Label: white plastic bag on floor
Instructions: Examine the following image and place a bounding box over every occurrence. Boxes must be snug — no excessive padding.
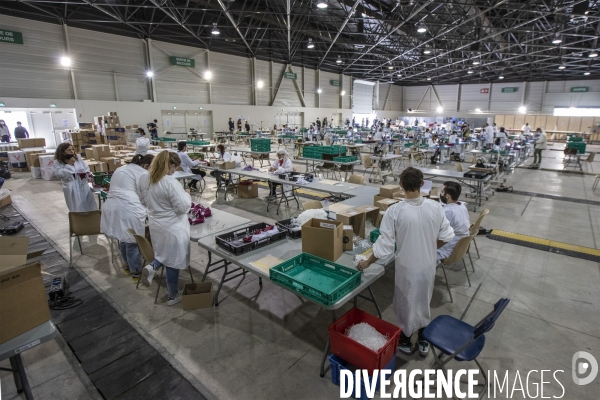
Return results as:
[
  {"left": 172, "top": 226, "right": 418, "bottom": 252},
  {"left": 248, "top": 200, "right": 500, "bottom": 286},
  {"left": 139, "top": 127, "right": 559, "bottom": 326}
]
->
[{"left": 0, "top": 188, "right": 9, "bottom": 201}]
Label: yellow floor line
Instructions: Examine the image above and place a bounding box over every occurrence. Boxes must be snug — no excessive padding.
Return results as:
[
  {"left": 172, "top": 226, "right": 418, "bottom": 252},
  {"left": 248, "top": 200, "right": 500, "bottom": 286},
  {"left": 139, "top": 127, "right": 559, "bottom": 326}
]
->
[{"left": 492, "top": 230, "right": 600, "bottom": 256}]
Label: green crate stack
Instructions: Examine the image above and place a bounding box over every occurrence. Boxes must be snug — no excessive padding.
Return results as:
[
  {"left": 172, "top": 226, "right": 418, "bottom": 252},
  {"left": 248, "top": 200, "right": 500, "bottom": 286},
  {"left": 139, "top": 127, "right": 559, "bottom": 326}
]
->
[
  {"left": 567, "top": 135, "right": 583, "bottom": 142},
  {"left": 250, "top": 138, "right": 271, "bottom": 152},
  {"left": 303, "top": 147, "right": 322, "bottom": 159},
  {"left": 321, "top": 146, "right": 347, "bottom": 155},
  {"left": 566, "top": 142, "right": 586, "bottom": 154},
  {"left": 333, "top": 156, "right": 358, "bottom": 162},
  {"left": 187, "top": 140, "right": 210, "bottom": 146}
]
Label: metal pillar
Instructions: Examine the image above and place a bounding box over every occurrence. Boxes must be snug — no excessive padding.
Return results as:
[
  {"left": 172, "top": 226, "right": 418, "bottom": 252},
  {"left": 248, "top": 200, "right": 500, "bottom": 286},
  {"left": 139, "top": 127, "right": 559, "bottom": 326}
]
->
[{"left": 62, "top": 24, "right": 78, "bottom": 100}]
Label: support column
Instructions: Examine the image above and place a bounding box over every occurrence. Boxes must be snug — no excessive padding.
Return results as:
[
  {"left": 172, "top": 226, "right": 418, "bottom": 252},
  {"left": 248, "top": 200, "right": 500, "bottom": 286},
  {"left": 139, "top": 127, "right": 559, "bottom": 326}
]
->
[
  {"left": 317, "top": 69, "right": 320, "bottom": 109},
  {"left": 113, "top": 73, "right": 119, "bottom": 101},
  {"left": 207, "top": 50, "right": 212, "bottom": 104},
  {"left": 374, "top": 81, "right": 380, "bottom": 110},
  {"left": 252, "top": 57, "right": 257, "bottom": 105},
  {"left": 145, "top": 38, "right": 157, "bottom": 102},
  {"left": 270, "top": 61, "right": 274, "bottom": 105},
  {"left": 456, "top": 84, "right": 461, "bottom": 112},
  {"left": 62, "top": 24, "right": 78, "bottom": 100},
  {"left": 339, "top": 73, "right": 343, "bottom": 109},
  {"left": 487, "top": 82, "right": 492, "bottom": 111},
  {"left": 541, "top": 80, "right": 548, "bottom": 112}
]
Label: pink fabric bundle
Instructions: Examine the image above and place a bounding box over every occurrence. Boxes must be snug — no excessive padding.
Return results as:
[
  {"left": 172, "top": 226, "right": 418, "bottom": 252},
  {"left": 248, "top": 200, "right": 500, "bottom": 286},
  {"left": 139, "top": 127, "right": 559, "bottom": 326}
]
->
[{"left": 188, "top": 203, "right": 213, "bottom": 225}]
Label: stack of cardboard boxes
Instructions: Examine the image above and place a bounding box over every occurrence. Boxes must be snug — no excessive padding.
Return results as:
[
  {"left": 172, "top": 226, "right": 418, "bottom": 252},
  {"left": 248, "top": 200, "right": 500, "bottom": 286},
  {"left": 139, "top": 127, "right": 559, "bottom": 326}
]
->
[
  {"left": 72, "top": 122, "right": 102, "bottom": 154},
  {"left": 94, "top": 112, "right": 126, "bottom": 146},
  {"left": 83, "top": 144, "right": 124, "bottom": 173},
  {"left": 7, "top": 138, "right": 47, "bottom": 175}
]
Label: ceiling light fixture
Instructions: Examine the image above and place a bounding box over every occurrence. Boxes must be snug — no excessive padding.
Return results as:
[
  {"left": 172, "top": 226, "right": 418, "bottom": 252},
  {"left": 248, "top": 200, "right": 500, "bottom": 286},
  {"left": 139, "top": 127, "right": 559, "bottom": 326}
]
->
[
  {"left": 436, "top": 106, "right": 443, "bottom": 112},
  {"left": 257, "top": 80, "right": 264, "bottom": 88},
  {"left": 387, "top": 66, "right": 394, "bottom": 70},
  {"left": 498, "top": 76, "right": 504, "bottom": 79},
  {"left": 317, "top": 0, "right": 328, "bottom": 9},
  {"left": 558, "top": 65, "right": 566, "bottom": 70},
  {"left": 336, "top": 55, "right": 343, "bottom": 64},
  {"left": 397, "top": 74, "right": 402, "bottom": 77},
  {"left": 60, "top": 57, "right": 71, "bottom": 67},
  {"left": 307, "top": 38, "right": 314, "bottom": 49},
  {"left": 519, "top": 106, "right": 527, "bottom": 113},
  {"left": 552, "top": 35, "right": 562, "bottom": 44},
  {"left": 211, "top": 23, "right": 220, "bottom": 35},
  {"left": 475, "top": 108, "right": 481, "bottom": 113},
  {"left": 584, "top": 72, "right": 591, "bottom": 75},
  {"left": 589, "top": 51, "right": 598, "bottom": 58},
  {"left": 472, "top": 60, "right": 480, "bottom": 65},
  {"left": 146, "top": 71, "right": 154, "bottom": 78},
  {"left": 427, "top": 77, "right": 431, "bottom": 80},
  {"left": 204, "top": 71, "right": 212, "bottom": 80},
  {"left": 317, "top": 88, "right": 322, "bottom": 94},
  {"left": 417, "top": 24, "right": 427, "bottom": 33}
]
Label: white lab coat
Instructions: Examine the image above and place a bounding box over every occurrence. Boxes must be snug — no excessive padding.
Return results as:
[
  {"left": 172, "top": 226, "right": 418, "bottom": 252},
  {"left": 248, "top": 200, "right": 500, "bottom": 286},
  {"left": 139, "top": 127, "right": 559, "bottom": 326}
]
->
[
  {"left": 445, "top": 122, "right": 452, "bottom": 132},
  {"left": 177, "top": 151, "right": 203, "bottom": 180},
  {"left": 271, "top": 156, "right": 293, "bottom": 192},
  {"left": 100, "top": 164, "right": 148, "bottom": 243},
  {"left": 522, "top": 125, "right": 532, "bottom": 134},
  {"left": 139, "top": 173, "right": 191, "bottom": 269},
  {"left": 437, "top": 202, "right": 470, "bottom": 260},
  {"left": 135, "top": 136, "right": 150, "bottom": 155},
  {"left": 53, "top": 156, "right": 98, "bottom": 212},
  {"left": 218, "top": 151, "right": 232, "bottom": 162},
  {"left": 535, "top": 131, "right": 547, "bottom": 150},
  {"left": 373, "top": 131, "right": 384, "bottom": 141},
  {"left": 373, "top": 199, "right": 454, "bottom": 336},
  {"left": 485, "top": 126, "right": 494, "bottom": 144}
]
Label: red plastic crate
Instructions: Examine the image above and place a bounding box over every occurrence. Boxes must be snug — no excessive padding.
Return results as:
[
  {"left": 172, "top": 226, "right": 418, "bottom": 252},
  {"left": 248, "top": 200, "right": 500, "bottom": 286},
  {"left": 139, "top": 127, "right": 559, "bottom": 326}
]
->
[{"left": 328, "top": 308, "right": 401, "bottom": 375}]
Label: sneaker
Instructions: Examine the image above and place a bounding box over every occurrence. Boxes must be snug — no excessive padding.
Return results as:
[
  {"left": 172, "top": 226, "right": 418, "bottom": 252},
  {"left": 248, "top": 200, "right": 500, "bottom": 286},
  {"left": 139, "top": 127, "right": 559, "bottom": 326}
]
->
[
  {"left": 418, "top": 340, "right": 430, "bottom": 358},
  {"left": 167, "top": 290, "right": 183, "bottom": 306},
  {"left": 123, "top": 266, "right": 131, "bottom": 275},
  {"left": 132, "top": 274, "right": 140, "bottom": 282},
  {"left": 141, "top": 265, "right": 155, "bottom": 287},
  {"left": 398, "top": 342, "right": 414, "bottom": 356}
]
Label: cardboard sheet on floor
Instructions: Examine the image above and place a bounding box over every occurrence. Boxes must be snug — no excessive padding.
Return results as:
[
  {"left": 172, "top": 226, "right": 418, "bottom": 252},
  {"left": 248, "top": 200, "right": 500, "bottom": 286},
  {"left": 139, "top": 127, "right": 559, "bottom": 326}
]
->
[{"left": 250, "top": 255, "right": 285, "bottom": 273}]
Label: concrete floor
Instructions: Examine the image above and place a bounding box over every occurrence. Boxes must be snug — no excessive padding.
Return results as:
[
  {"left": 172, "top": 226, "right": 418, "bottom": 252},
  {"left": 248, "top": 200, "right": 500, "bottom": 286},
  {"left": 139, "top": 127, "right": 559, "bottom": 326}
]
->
[{"left": 1, "top": 148, "right": 599, "bottom": 399}]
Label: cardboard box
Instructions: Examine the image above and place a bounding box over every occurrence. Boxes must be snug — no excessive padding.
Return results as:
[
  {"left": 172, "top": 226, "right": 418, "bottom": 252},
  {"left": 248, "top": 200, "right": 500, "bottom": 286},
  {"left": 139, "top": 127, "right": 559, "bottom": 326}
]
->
[
  {"left": 379, "top": 184, "right": 401, "bottom": 198},
  {"left": 0, "top": 193, "right": 11, "bottom": 208},
  {"left": 92, "top": 145, "right": 111, "bottom": 161},
  {"left": 94, "top": 162, "right": 109, "bottom": 172},
  {"left": 16, "top": 138, "right": 38, "bottom": 148},
  {"left": 216, "top": 161, "right": 236, "bottom": 170},
  {"left": 27, "top": 153, "right": 46, "bottom": 168},
  {"left": 301, "top": 219, "right": 343, "bottom": 262},
  {"left": 238, "top": 180, "right": 258, "bottom": 198},
  {"left": 0, "top": 237, "right": 50, "bottom": 345},
  {"left": 38, "top": 155, "right": 55, "bottom": 169},
  {"left": 40, "top": 168, "right": 56, "bottom": 181},
  {"left": 373, "top": 195, "right": 386, "bottom": 206},
  {"left": 336, "top": 209, "right": 366, "bottom": 238},
  {"left": 343, "top": 225, "right": 354, "bottom": 251},
  {"left": 84, "top": 148, "right": 95, "bottom": 160},
  {"left": 353, "top": 205, "right": 380, "bottom": 228},
  {"left": 182, "top": 282, "right": 213, "bottom": 310},
  {"left": 8, "top": 151, "right": 26, "bottom": 168},
  {"left": 376, "top": 198, "right": 400, "bottom": 211},
  {"left": 34, "top": 138, "right": 46, "bottom": 147},
  {"left": 30, "top": 167, "right": 41, "bottom": 179},
  {"left": 100, "top": 157, "right": 122, "bottom": 172}
]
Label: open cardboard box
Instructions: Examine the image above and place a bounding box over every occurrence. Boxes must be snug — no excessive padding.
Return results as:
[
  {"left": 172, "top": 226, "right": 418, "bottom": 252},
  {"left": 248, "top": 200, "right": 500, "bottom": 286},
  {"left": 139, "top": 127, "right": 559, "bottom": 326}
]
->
[
  {"left": 336, "top": 209, "right": 366, "bottom": 238},
  {"left": 0, "top": 236, "right": 50, "bottom": 345},
  {"left": 301, "top": 218, "right": 343, "bottom": 262},
  {"left": 182, "top": 282, "right": 214, "bottom": 310}
]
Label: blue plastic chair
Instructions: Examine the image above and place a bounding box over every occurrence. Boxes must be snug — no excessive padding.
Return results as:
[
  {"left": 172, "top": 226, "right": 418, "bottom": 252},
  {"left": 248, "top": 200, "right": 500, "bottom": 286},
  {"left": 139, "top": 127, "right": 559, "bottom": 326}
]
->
[{"left": 422, "top": 298, "right": 510, "bottom": 399}]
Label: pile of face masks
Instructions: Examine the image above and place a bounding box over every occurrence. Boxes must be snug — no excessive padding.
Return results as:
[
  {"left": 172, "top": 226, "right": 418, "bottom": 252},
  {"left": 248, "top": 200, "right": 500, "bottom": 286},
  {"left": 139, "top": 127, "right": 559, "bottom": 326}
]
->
[{"left": 188, "top": 202, "right": 212, "bottom": 225}]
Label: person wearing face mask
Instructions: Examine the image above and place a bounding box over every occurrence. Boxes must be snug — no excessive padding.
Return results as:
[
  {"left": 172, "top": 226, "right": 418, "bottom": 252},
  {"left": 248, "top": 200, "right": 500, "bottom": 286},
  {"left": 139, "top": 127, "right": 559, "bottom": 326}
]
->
[
  {"left": 0, "top": 120, "right": 10, "bottom": 143},
  {"left": 138, "top": 151, "right": 191, "bottom": 306},
  {"left": 100, "top": 154, "right": 154, "bottom": 280},
  {"left": 14, "top": 122, "right": 29, "bottom": 139},
  {"left": 267, "top": 149, "right": 293, "bottom": 199},
  {"left": 436, "top": 181, "right": 470, "bottom": 261},
  {"left": 210, "top": 144, "right": 232, "bottom": 187},
  {"left": 53, "top": 143, "right": 98, "bottom": 212},
  {"left": 135, "top": 128, "right": 150, "bottom": 155}
]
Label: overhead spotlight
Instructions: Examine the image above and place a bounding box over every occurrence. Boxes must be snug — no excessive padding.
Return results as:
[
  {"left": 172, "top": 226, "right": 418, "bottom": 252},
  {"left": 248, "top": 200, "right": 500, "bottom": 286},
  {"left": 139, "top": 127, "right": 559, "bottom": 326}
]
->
[
  {"left": 558, "top": 65, "right": 566, "bottom": 70},
  {"left": 552, "top": 35, "right": 562, "bottom": 44},
  {"left": 584, "top": 72, "right": 591, "bottom": 75},
  {"left": 340, "top": 90, "right": 346, "bottom": 96},
  {"left": 417, "top": 24, "right": 427, "bottom": 33},
  {"left": 498, "top": 75, "right": 504, "bottom": 79},
  {"left": 467, "top": 70, "right": 474, "bottom": 74},
  {"left": 336, "top": 55, "right": 343, "bottom": 64},
  {"left": 60, "top": 56, "right": 71, "bottom": 67},
  {"left": 427, "top": 77, "right": 431, "bottom": 80},
  {"left": 472, "top": 60, "right": 480, "bottom": 65},
  {"left": 204, "top": 71, "right": 212, "bottom": 80},
  {"left": 475, "top": 108, "right": 481, "bottom": 113},
  {"left": 436, "top": 106, "right": 443, "bottom": 112},
  {"left": 211, "top": 23, "right": 220, "bottom": 35},
  {"left": 146, "top": 71, "right": 154, "bottom": 78},
  {"left": 307, "top": 38, "right": 315, "bottom": 49},
  {"left": 397, "top": 74, "right": 402, "bottom": 77},
  {"left": 388, "top": 66, "right": 394, "bottom": 70},
  {"left": 519, "top": 106, "right": 526, "bottom": 113},
  {"left": 317, "top": 88, "right": 322, "bottom": 94},
  {"left": 317, "top": 0, "right": 328, "bottom": 9},
  {"left": 423, "top": 49, "right": 431, "bottom": 54},
  {"left": 589, "top": 51, "right": 598, "bottom": 58},
  {"left": 257, "top": 80, "right": 264, "bottom": 88}
]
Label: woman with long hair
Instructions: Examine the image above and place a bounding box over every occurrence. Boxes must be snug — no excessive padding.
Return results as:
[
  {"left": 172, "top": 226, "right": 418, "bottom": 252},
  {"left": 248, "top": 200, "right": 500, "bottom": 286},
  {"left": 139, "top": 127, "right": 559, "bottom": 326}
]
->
[
  {"left": 139, "top": 151, "right": 191, "bottom": 306},
  {"left": 53, "top": 143, "right": 97, "bottom": 211},
  {"left": 100, "top": 154, "right": 154, "bottom": 280}
]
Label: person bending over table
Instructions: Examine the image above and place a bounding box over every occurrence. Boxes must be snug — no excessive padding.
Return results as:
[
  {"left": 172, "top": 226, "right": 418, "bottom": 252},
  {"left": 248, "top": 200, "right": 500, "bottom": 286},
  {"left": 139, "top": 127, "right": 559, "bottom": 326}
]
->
[
  {"left": 53, "top": 143, "right": 98, "bottom": 212},
  {"left": 177, "top": 141, "right": 206, "bottom": 192},
  {"left": 358, "top": 167, "right": 454, "bottom": 358},
  {"left": 437, "top": 182, "right": 470, "bottom": 260},
  {"left": 267, "top": 149, "right": 293, "bottom": 199},
  {"left": 210, "top": 144, "right": 232, "bottom": 187},
  {"left": 139, "top": 151, "right": 191, "bottom": 306}
]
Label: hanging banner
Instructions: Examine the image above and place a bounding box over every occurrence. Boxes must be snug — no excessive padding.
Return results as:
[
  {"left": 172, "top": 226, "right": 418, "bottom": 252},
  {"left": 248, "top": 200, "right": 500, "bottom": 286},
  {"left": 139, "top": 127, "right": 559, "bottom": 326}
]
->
[{"left": 284, "top": 72, "right": 297, "bottom": 80}]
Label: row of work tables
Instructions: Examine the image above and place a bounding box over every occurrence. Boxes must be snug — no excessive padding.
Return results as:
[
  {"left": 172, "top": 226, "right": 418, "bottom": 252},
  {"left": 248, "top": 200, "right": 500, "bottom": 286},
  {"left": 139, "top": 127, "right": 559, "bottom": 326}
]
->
[{"left": 190, "top": 183, "right": 392, "bottom": 377}]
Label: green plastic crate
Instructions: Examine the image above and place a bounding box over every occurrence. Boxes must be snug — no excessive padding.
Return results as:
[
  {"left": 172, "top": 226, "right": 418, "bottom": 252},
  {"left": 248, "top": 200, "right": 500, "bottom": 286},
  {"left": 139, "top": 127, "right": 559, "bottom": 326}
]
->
[
  {"left": 370, "top": 229, "right": 381, "bottom": 243},
  {"left": 156, "top": 137, "right": 176, "bottom": 142},
  {"left": 333, "top": 156, "right": 358, "bottom": 162},
  {"left": 92, "top": 172, "right": 109, "bottom": 186},
  {"left": 250, "top": 138, "right": 271, "bottom": 152},
  {"left": 269, "top": 253, "right": 361, "bottom": 306},
  {"left": 566, "top": 142, "right": 586, "bottom": 153},
  {"left": 186, "top": 140, "right": 210, "bottom": 146},
  {"left": 567, "top": 135, "right": 583, "bottom": 142}
]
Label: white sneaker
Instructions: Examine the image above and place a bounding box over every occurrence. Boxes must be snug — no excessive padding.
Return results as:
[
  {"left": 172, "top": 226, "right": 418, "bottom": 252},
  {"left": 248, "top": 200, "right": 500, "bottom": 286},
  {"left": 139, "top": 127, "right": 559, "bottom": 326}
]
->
[
  {"left": 167, "top": 290, "right": 183, "bottom": 306},
  {"left": 141, "top": 265, "right": 155, "bottom": 287}
]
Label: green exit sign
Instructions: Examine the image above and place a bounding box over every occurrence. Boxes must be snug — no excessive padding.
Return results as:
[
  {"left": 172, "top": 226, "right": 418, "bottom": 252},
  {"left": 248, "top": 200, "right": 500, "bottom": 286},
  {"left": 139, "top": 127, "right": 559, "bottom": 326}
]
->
[
  {"left": 284, "top": 72, "right": 297, "bottom": 80},
  {"left": 0, "top": 29, "right": 23, "bottom": 44},
  {"left": 170, "top": 56, "right": 195, "bottom": 68},
  {"left": 501, "top": 87, "right": 518, "bottom": 93},
  {"left": 571, "top": 86, "right": 589, "bottom": 92},
  {"left": 330, "top": 80, "right": 340, "bottom": 86}
]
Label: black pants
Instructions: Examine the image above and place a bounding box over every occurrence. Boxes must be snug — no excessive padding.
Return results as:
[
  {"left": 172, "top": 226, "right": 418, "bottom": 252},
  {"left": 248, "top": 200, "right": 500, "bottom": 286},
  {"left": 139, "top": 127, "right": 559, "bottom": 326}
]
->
[
  {"left": 189, "top": 168, "right": 206, "bottom": 188},
  {"left": 399, "top": 327, "right": 426, "bottom": 345},
  {"left": 269, "top": 182, "right": 280, "bottom": 196},
  {"left": 1, "top": 135, "right": 9, "bottom": 143}
]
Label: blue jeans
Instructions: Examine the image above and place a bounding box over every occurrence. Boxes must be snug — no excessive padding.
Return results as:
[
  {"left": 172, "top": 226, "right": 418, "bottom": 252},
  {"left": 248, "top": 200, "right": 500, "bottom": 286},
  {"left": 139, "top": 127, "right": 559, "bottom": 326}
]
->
[
  {"left": 150, "top": 260, "right": 180, "bottom": 298},
  {"left": 119, "top": 242, "right": 142, "bottom": 274}
]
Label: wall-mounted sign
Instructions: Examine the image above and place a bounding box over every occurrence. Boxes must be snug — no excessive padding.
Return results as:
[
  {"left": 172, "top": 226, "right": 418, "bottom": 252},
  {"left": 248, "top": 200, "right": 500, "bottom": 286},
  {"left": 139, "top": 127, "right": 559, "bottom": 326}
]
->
[
  {"left": 480, "top": 88, "right": 489, "bottom": 94},
  {"left": 570, "top": 86, "right": 589, "bottom": 92},
  {"left": 330, "top": 80, "right": 340, "bottom": 86},
  {"left": 169, "top": 56, "right": 195, "bottom": 68},
  {"left": 284, "top": 72, "right": 297, "bottom": 80},
  {"left": 0, "top": 29, "right": 23, "bottom": 44},
  {"left": 501, "top": 87, "right": 518, "bottom": 93}
]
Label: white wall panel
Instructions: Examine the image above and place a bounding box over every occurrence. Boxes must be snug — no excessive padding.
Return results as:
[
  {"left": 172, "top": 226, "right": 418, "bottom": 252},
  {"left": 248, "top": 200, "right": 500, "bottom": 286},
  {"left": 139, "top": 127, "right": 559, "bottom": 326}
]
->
[
  {"left": 525, "top": 81, "right": 545, "bottom": 111},
  {"left": 116, "top": 75, "right": 149, "bottom": 102},
  {"left": 209, "top": 52, "right": 252, "bottom": 105},
  {"left": 303, "top": 68, "right": 317, "bottom": 108},
  {"left": 272, "top": 62, "right": 302, "bottom": 107},
  {"left": 75, "top": 71, "right": 115, "bottom": 101},
  {"left": 255, "top": 60, "right": 272, "bottom": 106},
  {"left": 353, "top": 82, "right": 373, "bottom": 114}
]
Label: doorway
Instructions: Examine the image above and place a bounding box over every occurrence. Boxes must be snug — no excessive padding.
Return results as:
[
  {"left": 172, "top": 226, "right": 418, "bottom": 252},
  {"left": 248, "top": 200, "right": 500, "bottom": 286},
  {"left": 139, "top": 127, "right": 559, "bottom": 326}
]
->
[{"left": 30, "top": 112, "right": 56, "bottom": 148}]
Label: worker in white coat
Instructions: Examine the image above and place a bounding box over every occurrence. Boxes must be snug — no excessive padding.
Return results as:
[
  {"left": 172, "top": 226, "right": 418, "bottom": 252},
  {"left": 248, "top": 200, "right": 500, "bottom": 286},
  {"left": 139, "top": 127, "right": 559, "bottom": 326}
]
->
[
  {"left": 135, "top": 128, "right": 150, "bottom": 156},
  {"left": 358, "top": 167, "right": 454, "bottom": 358},
  {"left": 437, "top": 182, "right": 470, "bottom": 260},
  {"left": 484, "top": 123, "right": 494, "bottom": 148},
  {"left": 139, "top": 151, "right": 191, "bottom": 306},
  {"left": 53, "top": 143, "right": 98, "bottom": 212},
  {"left": 177, "top": 141, "right": 205, "bottom": 192},
  {"left": 210, "top": 144, "right": 232, "bottom": 187},
  {"left": 268, "top": 149, "right": 293, "bottom": 199},
  {"left": 531, "top": 127, "right": 547, "bottom": 168},
  {"left": 100, "top": 154, "right": 154, "bottom": 280},
  {"left": 522, "top": 123, "right": 532, "bottom": 135}
]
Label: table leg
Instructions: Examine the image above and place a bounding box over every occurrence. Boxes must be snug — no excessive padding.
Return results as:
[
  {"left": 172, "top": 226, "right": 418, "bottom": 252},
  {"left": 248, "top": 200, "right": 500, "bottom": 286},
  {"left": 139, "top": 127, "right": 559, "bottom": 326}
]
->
[
  {"left": 320, "top": 311, "right": 337, "bottom": 378},
  {"left": 12, "top": 355, "right": 33, "bottom": 400}
]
